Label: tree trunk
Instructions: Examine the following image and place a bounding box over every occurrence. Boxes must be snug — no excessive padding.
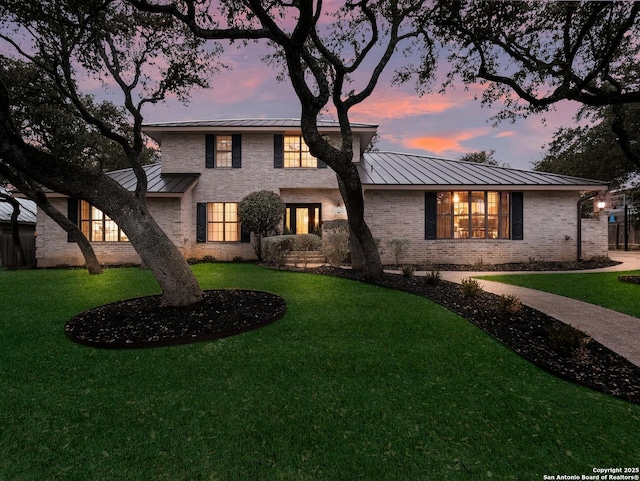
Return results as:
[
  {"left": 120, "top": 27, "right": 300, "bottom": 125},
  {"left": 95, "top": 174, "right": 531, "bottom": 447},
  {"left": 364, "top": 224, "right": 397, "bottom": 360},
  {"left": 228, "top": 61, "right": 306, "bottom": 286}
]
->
[
  {"left": 8, "top": 199, "right": 26, "bottom": 267},
  {"left": 34, "top": 192, "right": 104, "bottom": 275},
  {"left": 337, "top": 165, "right": 383, "bottom": 278}
]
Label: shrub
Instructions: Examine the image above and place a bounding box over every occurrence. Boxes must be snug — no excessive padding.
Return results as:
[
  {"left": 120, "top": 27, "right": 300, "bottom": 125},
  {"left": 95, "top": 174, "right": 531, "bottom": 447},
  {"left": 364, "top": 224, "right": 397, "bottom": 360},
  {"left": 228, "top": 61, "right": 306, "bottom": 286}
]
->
[
  {"left": 322, "top": 220, "right": 350, "bottom": 267},
  {"left": 548, "top": 324, "right": 586, "bottom": 357},
  {"left": 294, "top": 234, "right": 322, "bottom": 268},
  {"left": 461, "top": 277, "right": 483, "bottom": 297},
  {"left": 498, "top": 294, "right": 522, "bottom": 315},
  {"left": 386, "top": 238, "right": 410, "bottom": 265},
  {"left": 238, "top": 191, "right": 285, "bottom": 261},
  {"left": 424, "top": 270, "right": 442, "bottom": 286},
  {"left": 401, "top": 264, "right": 415, "bottom": 277},
  {"left": 262, "top": 235, "right": 296, "bottom": 267}
]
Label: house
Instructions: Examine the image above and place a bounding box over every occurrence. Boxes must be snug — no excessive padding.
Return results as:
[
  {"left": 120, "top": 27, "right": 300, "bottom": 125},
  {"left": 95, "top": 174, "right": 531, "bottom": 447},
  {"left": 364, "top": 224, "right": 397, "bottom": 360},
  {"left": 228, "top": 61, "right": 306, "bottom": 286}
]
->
[
  {"left": 33, "top": 118, "right": 608, "bottom": 268},
  {"left": 0, "top": 188, "right": 37, "bottom": 266}
]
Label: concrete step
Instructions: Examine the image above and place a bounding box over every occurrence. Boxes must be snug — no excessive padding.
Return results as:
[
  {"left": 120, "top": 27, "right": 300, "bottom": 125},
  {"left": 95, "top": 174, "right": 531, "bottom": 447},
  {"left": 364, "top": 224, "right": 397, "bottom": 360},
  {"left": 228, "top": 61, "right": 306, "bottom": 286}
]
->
[{"left": 286, "top": 250, "right": 326, "bottom": 265}]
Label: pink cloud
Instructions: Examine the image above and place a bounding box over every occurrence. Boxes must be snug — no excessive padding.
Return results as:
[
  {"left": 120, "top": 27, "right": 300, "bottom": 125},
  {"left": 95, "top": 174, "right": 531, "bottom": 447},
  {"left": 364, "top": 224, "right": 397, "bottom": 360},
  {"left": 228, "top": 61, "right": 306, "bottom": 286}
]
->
[
  {"left": 351, "top": 90, "right": 462, "bottom": 122},
  {"left": 403, "top": 128, "right": 492, "bottom": 155}
]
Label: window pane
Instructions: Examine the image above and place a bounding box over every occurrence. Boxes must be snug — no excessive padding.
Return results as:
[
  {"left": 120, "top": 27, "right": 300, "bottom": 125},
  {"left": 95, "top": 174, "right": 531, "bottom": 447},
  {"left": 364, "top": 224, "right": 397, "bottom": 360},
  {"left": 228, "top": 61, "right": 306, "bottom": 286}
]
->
[
  {"left": 225, "top": 203, "right": 237, "bottom": 222},
  {"left": 91, "top": 220, "right": 103, "bottom": 242},
  {"left": 500, "top": 193, "right": 510, "bottom": 239},
  {"left": 216, "top": 135, "right": 232, "bottom": 167},
  {"left": 436, "top": 192, "right": 452, "bottom": 238},
  {"left": 453, "top": 191, "right": 469, "bottom": 238},
  {"left": 471, "top": 192, "right": 486, "bottom": 238},
  {"left": 284, "top": 135, "right": 316, "bottom": 168},
  {"left": 296, "top": 208, "right": 309, "bottom": 234},
  {"left": 104, "top": 219, "right": 119, "bottom": 242}
]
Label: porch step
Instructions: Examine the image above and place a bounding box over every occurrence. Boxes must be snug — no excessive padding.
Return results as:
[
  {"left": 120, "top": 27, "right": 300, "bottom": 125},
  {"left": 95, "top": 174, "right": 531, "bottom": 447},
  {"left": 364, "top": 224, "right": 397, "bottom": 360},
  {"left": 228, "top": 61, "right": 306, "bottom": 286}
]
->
[{"left": 286, "top": 250, "right": 326, "bottom": 265}]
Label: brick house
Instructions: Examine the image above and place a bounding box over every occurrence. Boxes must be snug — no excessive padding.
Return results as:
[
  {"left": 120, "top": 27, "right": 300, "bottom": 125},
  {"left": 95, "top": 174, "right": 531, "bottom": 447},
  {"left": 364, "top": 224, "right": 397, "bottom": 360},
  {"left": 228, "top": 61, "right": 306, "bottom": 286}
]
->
[{"left": 34, "top": 118, "right": 608, "bottom": 267}]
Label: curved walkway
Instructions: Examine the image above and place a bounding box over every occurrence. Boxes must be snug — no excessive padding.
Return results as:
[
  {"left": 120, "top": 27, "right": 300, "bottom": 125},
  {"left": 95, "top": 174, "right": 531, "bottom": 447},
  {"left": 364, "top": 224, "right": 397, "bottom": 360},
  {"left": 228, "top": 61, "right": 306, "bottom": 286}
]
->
[{"left": 438, "top": 251, "right": 640, "bottom": 367}]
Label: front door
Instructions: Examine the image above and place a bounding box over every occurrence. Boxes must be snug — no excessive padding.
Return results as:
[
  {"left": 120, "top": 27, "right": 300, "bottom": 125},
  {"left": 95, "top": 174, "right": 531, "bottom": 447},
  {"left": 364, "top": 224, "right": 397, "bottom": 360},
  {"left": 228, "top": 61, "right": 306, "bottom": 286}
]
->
[{"left": 285, "top": 203, "right": 321, "bottom": 235}]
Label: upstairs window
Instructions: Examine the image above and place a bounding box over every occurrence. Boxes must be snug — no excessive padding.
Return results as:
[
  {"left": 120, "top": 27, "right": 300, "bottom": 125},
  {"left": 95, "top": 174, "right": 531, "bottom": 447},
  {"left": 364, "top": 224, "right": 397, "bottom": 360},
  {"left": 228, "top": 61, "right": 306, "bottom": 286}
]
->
[
  {"left": 80, "top": 200, "right": 128, "bottom": 242},
  {"left": 215, "top": 135, "right": 233, "bottom": 168},
  {"left": 284, "top": 135, "right": 317, "bottom": 168}
]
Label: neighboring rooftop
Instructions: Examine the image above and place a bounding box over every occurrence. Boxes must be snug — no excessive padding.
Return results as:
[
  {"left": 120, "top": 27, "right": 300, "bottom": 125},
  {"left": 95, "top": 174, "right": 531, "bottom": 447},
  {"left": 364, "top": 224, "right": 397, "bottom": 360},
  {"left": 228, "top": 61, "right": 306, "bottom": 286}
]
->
[
  {"left": 359, "top": 152, "right": 609, "bottom": 191},
  {"left": 0, "top": 189, "right": 37, "bottom": 224}
]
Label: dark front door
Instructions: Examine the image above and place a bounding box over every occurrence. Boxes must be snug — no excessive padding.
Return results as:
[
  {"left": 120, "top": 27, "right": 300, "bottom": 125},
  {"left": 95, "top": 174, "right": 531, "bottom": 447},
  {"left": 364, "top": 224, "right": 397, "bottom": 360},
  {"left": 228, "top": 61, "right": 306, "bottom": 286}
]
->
[{"left": 285, "top": 203, "right": 321, "bottom": 235}]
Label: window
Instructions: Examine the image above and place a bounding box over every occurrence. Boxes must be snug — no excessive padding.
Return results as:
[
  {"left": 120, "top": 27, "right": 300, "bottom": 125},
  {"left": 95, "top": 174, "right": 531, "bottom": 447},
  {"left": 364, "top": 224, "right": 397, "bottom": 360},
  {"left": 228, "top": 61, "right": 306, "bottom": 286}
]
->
[
  {"left": 284, "top": 135, "right": 317, "bottom": 168},
  {"left": 79, "top": 200, "right": 128, "bottom": 242},
  {"left": 206, "top": 202, "right": 240, "bottom": 242},
  {"left": 215, "top": 135, "right": 232, "bottom": 168},
  {"left": 434, "top": 191, "right": 511, "bottom": 239}
]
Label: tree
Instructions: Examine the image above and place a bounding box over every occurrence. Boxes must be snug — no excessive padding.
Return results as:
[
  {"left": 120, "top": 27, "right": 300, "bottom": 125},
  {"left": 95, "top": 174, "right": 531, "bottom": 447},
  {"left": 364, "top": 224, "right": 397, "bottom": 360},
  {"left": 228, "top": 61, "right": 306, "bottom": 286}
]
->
[
  {"left": 425, "top": 1, "right": 640, "bottom": 168},
  {"left": 459, "top": 149, "right": 502, "bottom": 166},
  {"left": 0, "top": 0, "right": 217, "bottom": 305},
  {"left": 0, "top": 185, "right": 27, "bottom": 267},
  {"left": 238, "top": 190, "right": 285, "bottom": 261},
  {"left": 131, "top": 0, "right": 432, "bottom": 278},
  {"left": 534, "top": 105, "right": 638, "bottom": 188}
]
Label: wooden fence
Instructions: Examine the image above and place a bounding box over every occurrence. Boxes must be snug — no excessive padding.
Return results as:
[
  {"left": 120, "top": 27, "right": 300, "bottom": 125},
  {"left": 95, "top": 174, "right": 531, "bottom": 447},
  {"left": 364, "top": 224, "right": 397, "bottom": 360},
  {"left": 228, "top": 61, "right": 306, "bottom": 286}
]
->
[{"left": 0, "top": 234, "right": 36, "bottom": 267}]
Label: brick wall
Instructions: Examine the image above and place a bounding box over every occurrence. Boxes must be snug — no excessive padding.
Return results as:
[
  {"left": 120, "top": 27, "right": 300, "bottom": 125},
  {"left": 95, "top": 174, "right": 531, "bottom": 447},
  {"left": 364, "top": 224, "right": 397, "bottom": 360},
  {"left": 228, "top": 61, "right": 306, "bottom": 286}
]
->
[{"left": 364, "top": 190, "right": 609, "bottom": 265}]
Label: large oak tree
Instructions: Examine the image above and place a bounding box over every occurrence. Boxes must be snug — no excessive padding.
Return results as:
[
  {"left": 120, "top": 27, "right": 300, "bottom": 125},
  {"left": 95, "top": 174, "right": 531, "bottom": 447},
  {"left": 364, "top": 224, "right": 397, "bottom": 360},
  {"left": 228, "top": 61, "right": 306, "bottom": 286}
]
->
[{"left": 0, "top": 0, "right": 218, "bottom": 305}]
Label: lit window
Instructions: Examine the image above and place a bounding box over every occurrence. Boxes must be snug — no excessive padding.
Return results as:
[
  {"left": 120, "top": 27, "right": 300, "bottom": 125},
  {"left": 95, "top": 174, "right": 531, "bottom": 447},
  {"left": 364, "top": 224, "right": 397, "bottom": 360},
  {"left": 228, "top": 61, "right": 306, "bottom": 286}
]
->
[
  {"left": 79, "top": 200, "right": 128, "bottom": 242},
  {"left": 436, "top": 191, "right": 510, "bottom": 239},
  {"left": 284, "top": 135, "right": 317, "bottom": 168},
  {"left": 207, "top": 202, "right": 239, "bottom": 242}
]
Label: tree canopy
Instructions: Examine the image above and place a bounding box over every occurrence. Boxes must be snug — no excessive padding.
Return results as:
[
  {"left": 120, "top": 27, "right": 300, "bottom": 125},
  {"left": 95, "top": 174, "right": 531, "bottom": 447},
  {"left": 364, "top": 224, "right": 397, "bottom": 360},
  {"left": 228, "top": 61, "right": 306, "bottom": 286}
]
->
[{"left": 0, "top": 0, "right": 218, "bottom": 305}]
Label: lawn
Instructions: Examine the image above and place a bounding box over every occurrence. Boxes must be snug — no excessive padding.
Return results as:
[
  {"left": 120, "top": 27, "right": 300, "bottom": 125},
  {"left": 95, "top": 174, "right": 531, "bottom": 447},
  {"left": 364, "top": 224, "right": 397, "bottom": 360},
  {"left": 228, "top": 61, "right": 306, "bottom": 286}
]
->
[
  {"left": 1, "top": 264, "right": 639, "bottom": 480},
  {"left": 478, "top": 270, "right": 640, "bottom": 318}
]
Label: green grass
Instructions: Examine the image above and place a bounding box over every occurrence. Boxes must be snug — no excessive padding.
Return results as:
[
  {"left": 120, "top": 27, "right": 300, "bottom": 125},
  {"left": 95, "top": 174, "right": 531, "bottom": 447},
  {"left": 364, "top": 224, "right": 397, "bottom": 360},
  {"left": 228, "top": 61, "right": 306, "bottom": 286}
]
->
[
  {"left": 478, "top": 270, "right": 640, "bottom": 318},
  {"left": 1, "top": 264, "right": 639, "bottom": 480}
]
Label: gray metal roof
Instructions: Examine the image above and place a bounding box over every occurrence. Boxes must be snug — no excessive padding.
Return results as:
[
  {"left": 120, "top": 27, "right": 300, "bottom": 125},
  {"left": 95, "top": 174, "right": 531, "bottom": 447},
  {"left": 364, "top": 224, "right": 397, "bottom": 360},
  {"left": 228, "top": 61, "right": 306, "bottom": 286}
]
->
[
  {"left": 359, "top": 152, "right": 608, "bottom": 190},
  {"left": 143, "top": 118, "right": 378, "bottom": 129},
  {"left": 107, "top": 163, "right": 199, "bottom": 194},
  {"left": 0, "top": 189, "right": 37, "bottom": 224}
]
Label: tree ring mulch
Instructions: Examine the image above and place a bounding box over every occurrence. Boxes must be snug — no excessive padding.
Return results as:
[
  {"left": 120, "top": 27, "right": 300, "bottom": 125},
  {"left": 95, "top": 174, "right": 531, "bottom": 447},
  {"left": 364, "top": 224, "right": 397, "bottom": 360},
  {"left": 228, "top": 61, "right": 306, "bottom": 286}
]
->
[{"left": 64, "top": 289, "right": 286, "bottom": 349}]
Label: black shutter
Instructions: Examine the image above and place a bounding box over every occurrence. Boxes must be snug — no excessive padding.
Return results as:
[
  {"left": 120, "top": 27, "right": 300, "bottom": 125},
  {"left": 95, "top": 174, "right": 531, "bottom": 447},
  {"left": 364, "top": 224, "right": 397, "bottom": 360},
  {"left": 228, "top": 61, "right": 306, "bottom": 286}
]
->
[
  {"left": 67, "top": 198, "right": 79, "bottom": 242},
  {"left": 274, "top": 134, "right": 284, "bottom": 168},
  {"left": 231, "top": 134, "right": 242, "bottom": 169},
  {"left": 205, "top": 134, "right": 215, "bottom": 168},
  {"left": 425, "top": 192, "right": 437, "bottom": 240},
  {"left": 240, "top": 225, "right": 251, "bottom": 243},
  {"left": 512, "top": 192, "right": 524, "bottom": 240},
  {"left": 196, "top": 203, "right": 207, "bottom": 242}
]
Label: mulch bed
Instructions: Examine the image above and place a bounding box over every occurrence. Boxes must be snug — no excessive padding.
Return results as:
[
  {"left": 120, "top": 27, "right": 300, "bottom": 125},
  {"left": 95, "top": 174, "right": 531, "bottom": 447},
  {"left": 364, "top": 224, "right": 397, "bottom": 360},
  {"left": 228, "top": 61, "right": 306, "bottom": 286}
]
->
[{"left": 64, "top": 289, "right": 286, "bottom": 349}]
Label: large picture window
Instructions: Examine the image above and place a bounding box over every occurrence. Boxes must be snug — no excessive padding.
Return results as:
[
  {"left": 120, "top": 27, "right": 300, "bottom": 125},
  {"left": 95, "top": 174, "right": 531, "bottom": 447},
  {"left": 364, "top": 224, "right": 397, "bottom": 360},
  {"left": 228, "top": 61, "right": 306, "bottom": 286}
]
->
[
  {"left": 435, "top": 191, "right": 511, "bottom": 239},
  {"left": 79, "top": 200, "right": 128, "bottom": 242},
  {"left": 284, "top": 135, "right": 317, "bottom": 168}
]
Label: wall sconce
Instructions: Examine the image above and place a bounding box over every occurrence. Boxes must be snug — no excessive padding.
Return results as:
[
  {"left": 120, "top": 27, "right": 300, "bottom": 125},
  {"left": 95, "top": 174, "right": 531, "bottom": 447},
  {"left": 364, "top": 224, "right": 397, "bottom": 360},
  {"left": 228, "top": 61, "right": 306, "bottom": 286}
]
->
[{"left": 597, "top": 200, "right": 606, "bottom": 210}]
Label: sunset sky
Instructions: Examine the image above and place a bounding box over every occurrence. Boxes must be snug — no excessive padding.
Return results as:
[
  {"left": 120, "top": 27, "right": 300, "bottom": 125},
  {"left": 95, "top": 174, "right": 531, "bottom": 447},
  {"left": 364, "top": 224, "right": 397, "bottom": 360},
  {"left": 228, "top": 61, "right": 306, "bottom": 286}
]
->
[{"left": 144, "top": 42, "right": 582, "bottom": 172}]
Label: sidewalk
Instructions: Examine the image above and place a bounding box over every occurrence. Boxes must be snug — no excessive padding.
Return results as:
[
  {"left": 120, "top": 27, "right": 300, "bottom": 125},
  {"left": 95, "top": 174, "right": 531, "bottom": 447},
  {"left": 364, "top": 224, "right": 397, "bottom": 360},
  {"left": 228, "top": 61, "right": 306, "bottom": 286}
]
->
[{"left": 437, "top": 251, "right": 640, "bottom": 367}]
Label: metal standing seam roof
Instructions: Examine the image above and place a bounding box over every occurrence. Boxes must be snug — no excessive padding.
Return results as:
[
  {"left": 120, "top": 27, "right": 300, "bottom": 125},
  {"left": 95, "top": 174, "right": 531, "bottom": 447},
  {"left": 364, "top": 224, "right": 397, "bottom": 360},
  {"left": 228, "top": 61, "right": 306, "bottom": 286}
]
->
[
  {"left": 142, "top": 118, "right": 378, "bottom": 129},
  {"left": 0, "top": 189, "right": 37, "bottom": 224},
  {"left": 106, "top": 163, "right": 199, "bottom": 194},
  {"left": 359, "top": 152, "right": 608, "bottom": 190}
]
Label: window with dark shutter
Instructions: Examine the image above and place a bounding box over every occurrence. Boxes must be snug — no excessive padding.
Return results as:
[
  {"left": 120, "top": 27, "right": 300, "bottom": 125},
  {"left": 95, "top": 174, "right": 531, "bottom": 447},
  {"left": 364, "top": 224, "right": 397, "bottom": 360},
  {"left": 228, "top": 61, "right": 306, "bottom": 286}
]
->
[
  {"left": 231, "top": 134, "right": 242, "bottom": 169},
  {"left": 424, "top": 192, "right": 437, "bottom": 240},
  {"left": 205, "top": 134, "right": 215, "bottom": 168},
  {"left": 196, "top": 203, "right": 207, "bottom": 242},
  {"left": 67, "top": 198, "right": 78, "bottom": 242},
  {"left": 274, "top": 134, "right": 284, "bottom": 168},
  {"left": 511, "top": 192, "right": 524, "bottom": 240}
]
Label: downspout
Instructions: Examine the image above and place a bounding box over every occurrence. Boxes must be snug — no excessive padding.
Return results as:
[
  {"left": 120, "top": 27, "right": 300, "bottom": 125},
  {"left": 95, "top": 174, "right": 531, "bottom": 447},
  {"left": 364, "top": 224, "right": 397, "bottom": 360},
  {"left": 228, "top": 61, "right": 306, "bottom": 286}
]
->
[{"left": 577, "top": 191, "right": 599, "bottom": 262}]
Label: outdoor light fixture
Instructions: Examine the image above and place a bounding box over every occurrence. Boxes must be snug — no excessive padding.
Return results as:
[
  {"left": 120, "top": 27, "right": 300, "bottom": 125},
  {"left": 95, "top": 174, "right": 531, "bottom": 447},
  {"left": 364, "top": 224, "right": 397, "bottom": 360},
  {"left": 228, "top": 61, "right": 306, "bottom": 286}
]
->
[{"left": 597, "top": 200, "right": 606, "bottom": 210}]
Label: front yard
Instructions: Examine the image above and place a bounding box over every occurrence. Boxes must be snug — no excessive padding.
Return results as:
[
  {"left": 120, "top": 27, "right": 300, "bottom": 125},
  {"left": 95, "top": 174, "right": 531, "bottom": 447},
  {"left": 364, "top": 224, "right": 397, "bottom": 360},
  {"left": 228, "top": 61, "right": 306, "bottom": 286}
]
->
[{"left": 1, "top": 264, "right": 638, "bottom": 480}]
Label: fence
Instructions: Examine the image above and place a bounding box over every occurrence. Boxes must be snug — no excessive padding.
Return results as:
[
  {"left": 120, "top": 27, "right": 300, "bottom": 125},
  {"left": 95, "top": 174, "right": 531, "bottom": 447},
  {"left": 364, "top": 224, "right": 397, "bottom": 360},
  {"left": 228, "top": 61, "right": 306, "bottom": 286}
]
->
[
  {"left": 0, "top": 234, "right": 36, "bottom": 267},
  {"left": 608, "top": 222, "right": 640, "bottom": 250}
]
